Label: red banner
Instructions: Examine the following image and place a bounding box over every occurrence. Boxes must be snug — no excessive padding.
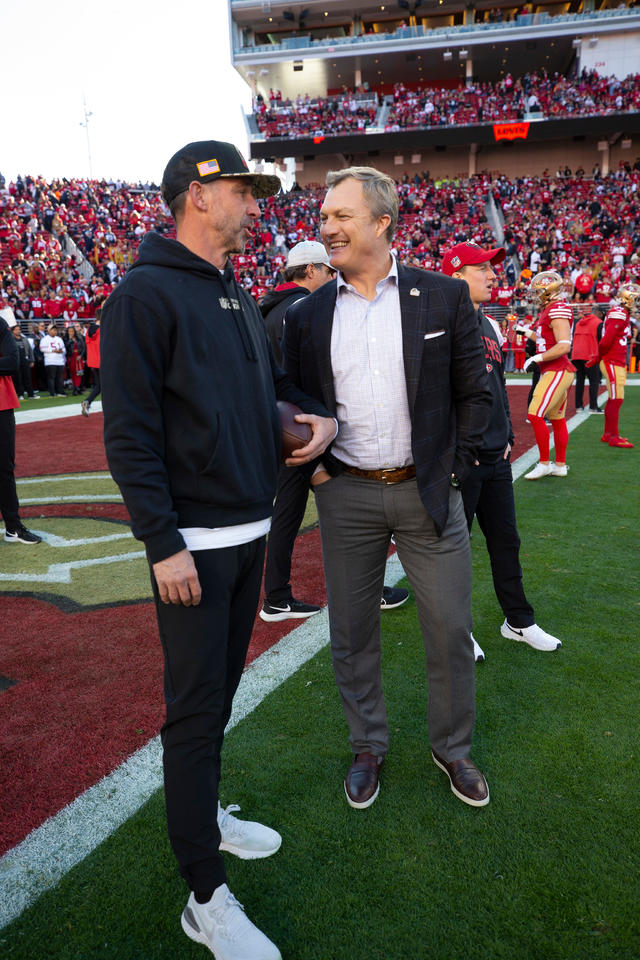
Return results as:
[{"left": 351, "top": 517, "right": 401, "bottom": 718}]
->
[{"left": 493, "top": 122, "right": 530, "bottom": 142}]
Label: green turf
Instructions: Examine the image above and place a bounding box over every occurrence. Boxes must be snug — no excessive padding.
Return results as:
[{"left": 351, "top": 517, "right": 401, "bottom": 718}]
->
[{"left": 3, "top": 392, "right": 639, "bottom": 959}]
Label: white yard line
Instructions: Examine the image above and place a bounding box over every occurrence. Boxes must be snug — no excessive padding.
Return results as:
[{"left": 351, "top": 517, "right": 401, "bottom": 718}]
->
[{"left": 15, "top": 401, "right": 102, "bottom": 425}]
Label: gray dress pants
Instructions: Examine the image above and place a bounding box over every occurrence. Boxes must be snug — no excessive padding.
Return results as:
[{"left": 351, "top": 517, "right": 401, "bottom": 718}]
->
[{"left": 314, "top": 473, "right": 475, "bottom": 762}]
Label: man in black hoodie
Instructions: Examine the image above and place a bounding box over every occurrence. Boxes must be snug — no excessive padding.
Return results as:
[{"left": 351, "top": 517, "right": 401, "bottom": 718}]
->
[
  {"left": 442, "top": 242, "right": 562, "bottom": 660},
  {"left": 101, "top": 141, "right": 336, "bottom": 960}
]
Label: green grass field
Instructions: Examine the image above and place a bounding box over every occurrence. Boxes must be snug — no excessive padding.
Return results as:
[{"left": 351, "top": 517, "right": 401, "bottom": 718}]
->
[{"left": 3, "top": 392, "right": 639, "bottom": 960}]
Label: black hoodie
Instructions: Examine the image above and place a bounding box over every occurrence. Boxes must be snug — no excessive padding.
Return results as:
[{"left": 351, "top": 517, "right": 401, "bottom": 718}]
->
[
  {"left": 101, "top": 233, "right": 329, "bottom": 564},
  {"left": 260, "top": 283, "right": 310, "bottom": 367}
]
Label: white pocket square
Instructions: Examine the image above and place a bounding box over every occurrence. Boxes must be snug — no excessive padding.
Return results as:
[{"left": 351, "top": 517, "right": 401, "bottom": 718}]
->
[{"left": 424, "top": 329, "right": 446, "bottom": 340}]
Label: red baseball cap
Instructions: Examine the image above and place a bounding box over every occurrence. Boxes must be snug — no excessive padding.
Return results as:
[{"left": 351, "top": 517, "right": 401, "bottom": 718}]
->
[{"left": 441, "top": 242, "right": 506, "bottom": 276}]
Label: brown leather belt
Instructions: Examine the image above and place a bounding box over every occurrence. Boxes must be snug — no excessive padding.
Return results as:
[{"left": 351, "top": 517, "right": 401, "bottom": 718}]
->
[{"left": 343, "top": 464, "right": 416, "bottom": 484}]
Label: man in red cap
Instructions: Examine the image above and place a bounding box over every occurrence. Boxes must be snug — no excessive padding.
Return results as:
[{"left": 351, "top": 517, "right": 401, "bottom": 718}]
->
[{"left": 442, "top": 242, "right": 562, "bottom": 657}]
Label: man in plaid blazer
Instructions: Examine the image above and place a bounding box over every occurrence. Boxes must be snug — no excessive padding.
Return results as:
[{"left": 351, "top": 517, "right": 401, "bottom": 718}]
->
[{"left": 283, "top": 167, "right": 492, "bottom": 810}]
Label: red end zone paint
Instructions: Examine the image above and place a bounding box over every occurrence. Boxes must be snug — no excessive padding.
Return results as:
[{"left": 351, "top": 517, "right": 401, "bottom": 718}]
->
[{"left": 15, "top": 414, "right": 108, "bottom": 477}]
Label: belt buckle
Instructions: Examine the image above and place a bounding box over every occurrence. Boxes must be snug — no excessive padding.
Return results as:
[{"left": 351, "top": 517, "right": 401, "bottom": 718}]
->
[{"left": 381, "top": 468, "right": 400, "bottom": 485}]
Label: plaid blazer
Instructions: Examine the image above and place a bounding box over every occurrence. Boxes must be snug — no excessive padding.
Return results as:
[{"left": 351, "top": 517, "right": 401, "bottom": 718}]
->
[{"left": 283, "top": 262, "right": 492, "bottom": 535}]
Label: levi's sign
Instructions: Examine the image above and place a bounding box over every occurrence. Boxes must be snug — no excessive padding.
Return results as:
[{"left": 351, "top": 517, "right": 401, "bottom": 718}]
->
[{"left": 493, "top": 122, "right": 530, "bottom": 141}]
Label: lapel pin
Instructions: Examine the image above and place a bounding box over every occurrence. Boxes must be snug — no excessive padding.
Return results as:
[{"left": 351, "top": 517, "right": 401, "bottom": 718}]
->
[{"left": 410, "top": 288, "right": 420, "bottom": 297}]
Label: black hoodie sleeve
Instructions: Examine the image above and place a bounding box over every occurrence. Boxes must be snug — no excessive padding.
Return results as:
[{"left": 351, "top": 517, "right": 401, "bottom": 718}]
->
[
  {"left": 0, "top": 319, "right": 19, "bottom": 375},
  {"left": 101, "top": 294, "right": 186, "bottom": 564}
]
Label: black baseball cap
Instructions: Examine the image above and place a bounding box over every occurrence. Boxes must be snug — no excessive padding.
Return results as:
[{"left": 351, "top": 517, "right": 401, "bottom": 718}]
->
[{"left": 161, "top": 140, "right": 281, "bottom": 206}]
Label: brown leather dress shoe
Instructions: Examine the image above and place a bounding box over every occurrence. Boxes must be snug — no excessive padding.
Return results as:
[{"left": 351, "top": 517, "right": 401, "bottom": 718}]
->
[
  {"left": 344, "top": 752, "right": 382, "bottom": 809},
  {"left": 431, "top": 751, "right": 489, "bottom": 807}
]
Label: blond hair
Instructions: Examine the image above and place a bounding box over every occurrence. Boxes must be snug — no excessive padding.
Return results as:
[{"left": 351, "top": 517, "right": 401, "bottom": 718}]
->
[{"left": 325, "top": 166, "right": 398, "bottom": 243}]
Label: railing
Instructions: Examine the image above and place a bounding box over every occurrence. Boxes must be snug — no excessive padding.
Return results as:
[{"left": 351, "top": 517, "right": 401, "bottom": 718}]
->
[{"left": 234, "top": 7, "right": 640, "bottom": 55}]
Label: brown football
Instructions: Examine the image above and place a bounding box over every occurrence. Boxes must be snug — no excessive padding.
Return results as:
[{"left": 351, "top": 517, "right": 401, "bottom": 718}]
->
[{"left": 277, "top": 401, "right": 312, "bottom": 460}]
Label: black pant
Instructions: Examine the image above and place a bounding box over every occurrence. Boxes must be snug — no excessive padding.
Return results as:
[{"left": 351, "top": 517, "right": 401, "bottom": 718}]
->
[
  {"left": 85, "top": 368, "right": 101, "bottom": 405},
  {"left": 0, "top": 409, "right": 20, "bottom": 529},
  {"left": 461, "top": 458, "right": 534, "bottom": 628},
  {"left": 151, "top": 536, "right": 266, "bottom": 893},
  {"left": 573, "top": 358, "right": 600, "bottom": 410},
  {"left": 264, "top": 464, "right": 310, "bottom": 603},
  {"left": 46, "top": 365, "right": 64, "bottom": 396},
  {"left": 12, "top": 357, "right": 34, "bottom": 398},
  {"left": 527, "top": 363, "right": 541, "bottom": 409}
]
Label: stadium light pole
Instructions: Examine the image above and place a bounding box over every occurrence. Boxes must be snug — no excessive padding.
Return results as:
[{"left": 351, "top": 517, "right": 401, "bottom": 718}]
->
[{"left": 80, "top": 96, "right": 94, "bottom": 179}]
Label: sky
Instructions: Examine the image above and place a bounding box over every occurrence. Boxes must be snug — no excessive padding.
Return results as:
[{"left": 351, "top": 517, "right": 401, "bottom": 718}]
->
[{"left": 2, "top": 0, "right": 253, "bottom": 185}]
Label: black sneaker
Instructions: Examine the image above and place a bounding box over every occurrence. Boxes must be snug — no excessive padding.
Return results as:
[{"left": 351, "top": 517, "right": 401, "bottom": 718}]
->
[
  {"left": 259, "top": 598, "right": 322, "bottom": 622},
  {"left": 380, "top": 586, "right": 409, "bottom": 610},
  {"left": 5, "top": 523, "right": 42, "bottom": 544}
]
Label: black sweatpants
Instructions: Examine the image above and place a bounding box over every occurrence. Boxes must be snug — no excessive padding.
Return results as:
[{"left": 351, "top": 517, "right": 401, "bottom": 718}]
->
[
  {"left": 85, "top": 368, "right": 101, "bottom": 406},
  {"left": 151, "top": 535, "right": 266, "bottom": 893},
  {"left": 461, "top": 458, "right": 534, "bottom": 628},
  {"left": 264, "top": 464, "right": 310, "bottom": 603},
  {"left": 45, "top": 365, "right": 64, "bottom": 396},
  {"left": 0, "top": 409, "right": 20, "bottom": 529},
  {"left": 573, "top": 358, "right": 601, "bottom": 411}
]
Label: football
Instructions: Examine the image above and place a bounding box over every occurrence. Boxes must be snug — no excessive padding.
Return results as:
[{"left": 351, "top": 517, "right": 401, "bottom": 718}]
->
[{"left": 277, "top": 401, "right": 312, "bottom": 460}]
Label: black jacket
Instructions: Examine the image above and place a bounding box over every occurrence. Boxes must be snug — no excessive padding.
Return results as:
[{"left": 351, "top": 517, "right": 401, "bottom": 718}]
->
[
  {"left": 476, "top": 309, "right": 514, "bottom": 463},
  {"left": 260, "top": 284, "right": 309, "bottom": 367},
  {"left": 284, "top": 263, "right": 492, "bottom": 536},
  {"left": 101, "top": 233, "right": 330, "bottom": 564}
]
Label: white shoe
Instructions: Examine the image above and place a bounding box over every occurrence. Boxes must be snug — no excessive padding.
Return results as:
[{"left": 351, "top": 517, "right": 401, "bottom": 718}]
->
[
  {"left": 524, "top": 462, "right": 554, "bottom": 480},
  {"left": 218, "top": 803, "right": 281, "bottom": 860},
  {"left": 500, "top": 620, "right": 562, "bottom": 652},
  {"left": 550, "top": 464, "right": 569, "bottom": 477},
  {"left": 470, "top": 632, "right": 485, "bottom": 663},
  {"left": 182, "top": 885, "right": 281, "bottom": 960}
]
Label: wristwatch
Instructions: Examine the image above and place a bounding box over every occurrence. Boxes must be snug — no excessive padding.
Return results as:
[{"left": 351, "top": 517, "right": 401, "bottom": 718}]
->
[{"left": 450, "top": 473, "right": 462, "bottom": 489}]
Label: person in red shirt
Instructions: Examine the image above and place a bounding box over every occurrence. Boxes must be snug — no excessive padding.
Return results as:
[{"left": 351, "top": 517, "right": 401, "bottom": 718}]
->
[
  {"left": 81, "top": 307, "right": 102, "bottom": 415},
  {"left": 595, "top": 283, "right": 640, "bottom": 447},
  {"left": 0, "top": 316, "right": 41, "bottom": 543},
  {"left": 522, "top": 271, "right": 576, "bottom": 479},
  {"left": 571, "top": 308, "right": 603, "bottom": 413}
]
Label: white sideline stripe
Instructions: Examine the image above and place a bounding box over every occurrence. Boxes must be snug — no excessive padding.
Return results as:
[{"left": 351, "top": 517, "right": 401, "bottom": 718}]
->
[
  {"left": 0, "top": 554, "right": 404, "bottom": 929},
  {"left": 17, "top": 473, "right": 112, "bottom": 485},
  {"left": 18, "top": 495, "right": 123, "bottom": 505},
  {"left": 15, "top": 401, "right": 103, "bottom": 425},
  {"left": 0, "top": 393, "right": 600, "bottom": 927}
]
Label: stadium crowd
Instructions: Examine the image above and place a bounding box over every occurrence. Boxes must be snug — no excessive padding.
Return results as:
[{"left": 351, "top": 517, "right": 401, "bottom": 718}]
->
[
  {"left": 250, "top": 70, "right": 640, "bottom": 140},
  {"left": 253, "top": 90, "right": 378, "bottom": 139},
  {"left": 385, "top": 70, "right": 640, "bottom": 130},
  {"left": 2, "top": 162, "right": 639, "bottom": 387}
]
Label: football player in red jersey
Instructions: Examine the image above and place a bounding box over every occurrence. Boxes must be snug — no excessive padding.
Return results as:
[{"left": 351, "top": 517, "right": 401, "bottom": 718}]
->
[
  {"left": 595, "top": 283, "right": 640, "bottom": 448},
  {"left": 523, "top": 271, "right": 576, "bottom": 479}
]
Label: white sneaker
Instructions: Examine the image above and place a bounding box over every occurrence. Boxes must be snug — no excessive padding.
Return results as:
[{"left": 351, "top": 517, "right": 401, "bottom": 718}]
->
[
  {"left": 500, "top": 620, "right": 562, "bottom": 652},
  {"left": 470, "top": 632, "right": 485, "bottom": 663},
  {"left": 218, "top": 803, "right": 281, "bottom": 860},
  {"left": 182, "top": 885, "right": 281, "bottom": 960},
  {"left": 550, "top": 464, "right": 569, "bottom": 477},
  {"left": 524, "top": 462, "right": 554, "bottom": 480}
]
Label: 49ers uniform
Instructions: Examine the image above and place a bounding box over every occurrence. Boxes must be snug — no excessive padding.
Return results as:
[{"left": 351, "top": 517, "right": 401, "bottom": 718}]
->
[
  {"left": 528, "top": 300, "right": 576, "bottom": 421},
  {"left": 598, "top": 303, "right": 633, "bottom": 446}
]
